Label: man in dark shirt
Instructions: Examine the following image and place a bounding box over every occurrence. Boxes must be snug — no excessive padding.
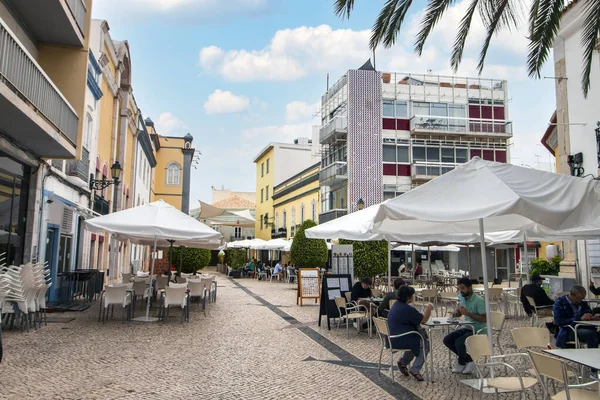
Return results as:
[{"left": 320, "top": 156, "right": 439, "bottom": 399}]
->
[
  {"left": 377, "top": 278, "right": 406, "bottom": 318},
  {"left": 521, "top": 274, "right": 555, "bottom": 315},
  {"left": 351, "top": 277, "right": 373, "bottom": 302}
]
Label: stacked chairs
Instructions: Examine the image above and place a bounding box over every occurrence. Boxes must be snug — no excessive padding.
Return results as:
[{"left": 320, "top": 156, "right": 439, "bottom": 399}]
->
[{"left": 0, "top": 262, "right": 52, "bottom": 331}]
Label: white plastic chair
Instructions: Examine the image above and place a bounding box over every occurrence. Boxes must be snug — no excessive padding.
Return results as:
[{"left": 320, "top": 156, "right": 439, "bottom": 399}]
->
[
  {"left": 161, "top": 286, "right": 188, "bottom": 323},
  {"left": 101, "top": 286, "right": 131, "bottom": 323}
]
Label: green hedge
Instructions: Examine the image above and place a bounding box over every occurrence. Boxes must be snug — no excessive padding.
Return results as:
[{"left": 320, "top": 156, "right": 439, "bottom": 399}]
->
[
  {"left": 225, "top": 248, "right": 247, "bottom": 270},
  {"left": 170, "top": 247, "right": 211, "bottom": 274},
  {"left": 339, "top": 239, "right": 388, "bottom": 279},
  {"left": 290, "top": 220, "right": 329, "bottom": 268}
]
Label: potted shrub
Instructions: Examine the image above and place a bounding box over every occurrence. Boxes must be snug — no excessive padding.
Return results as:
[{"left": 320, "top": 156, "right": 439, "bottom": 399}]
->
[{"left": 225, "top": 249, "right": 246, "bottom": 278}]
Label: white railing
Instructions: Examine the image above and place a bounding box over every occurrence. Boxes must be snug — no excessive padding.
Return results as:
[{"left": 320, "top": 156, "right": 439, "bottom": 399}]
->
[
  {"left": 320, "top": 161, "right": 347, "bottom": 183},
  {"left": 410, "top": 115, "right": 512, "bottom": 135},
  {"left": 320, "top": 116, "right": 348, "bottom": 143},
  {"left": 0, "top": 20, "right": 78, "bottom": 145},
  {"left": 66, "top": 0, "right": 87, "bottom": 35}
]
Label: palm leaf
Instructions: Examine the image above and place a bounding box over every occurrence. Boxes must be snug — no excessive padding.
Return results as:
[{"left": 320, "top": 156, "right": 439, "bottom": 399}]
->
[
  {"left": 415, "top": 0, "right": 456, "bottom": 55},
  {"left": 580, "top": 0, "right": 600, "bottom": 97},
  {"left": 477, "top": 0, "right": 519, "bottom": 73},
  {"left": 528, "top": 0, "right": 541, "bottom": 37},
  {"left": 370, "top": 0, "right": 414, "bottom": 49},
  {"left": 334, "top": 0, "right": 356, "bottom": 18},
  {"left": 450, "top": 0, "right": 479, "bottom": 71},
  {"left": 526, "top": 0, "right": 563, "bottom": 78}
]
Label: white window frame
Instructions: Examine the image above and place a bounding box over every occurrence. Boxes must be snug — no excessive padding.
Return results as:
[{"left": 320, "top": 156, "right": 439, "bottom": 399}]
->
[{"left": 166, "top": 162, "right": 181, "bottom": 186}]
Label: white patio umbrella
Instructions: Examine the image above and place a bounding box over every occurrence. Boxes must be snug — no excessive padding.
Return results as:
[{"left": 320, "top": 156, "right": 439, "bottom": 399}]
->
[
  {"left": 393, "top": 244, "right": 460, "bottom": 252},
  {"left": 373, "top": 158, "right": 600, "bottom": 349},
  {"left": 251, "top": 238, "right": 291, "bottom": 250},
  {"left": 84, "top": 200, "right": 222, "bottom": 322}
]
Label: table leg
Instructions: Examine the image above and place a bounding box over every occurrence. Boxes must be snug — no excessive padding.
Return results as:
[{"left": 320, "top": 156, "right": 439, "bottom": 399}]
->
[{"left": 428, "top": 326, "right": 434, "bottom": 382}]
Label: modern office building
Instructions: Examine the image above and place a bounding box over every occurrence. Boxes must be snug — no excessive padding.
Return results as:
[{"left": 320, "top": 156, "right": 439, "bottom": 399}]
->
[{"left": 318, "top": 61, "right": 512, "bottom": 224}]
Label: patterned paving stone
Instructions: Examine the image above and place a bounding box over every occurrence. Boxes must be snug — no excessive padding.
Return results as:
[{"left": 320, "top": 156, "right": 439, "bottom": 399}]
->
[{"left": 0, "top": 270, "right": 572, "bottom": 399}]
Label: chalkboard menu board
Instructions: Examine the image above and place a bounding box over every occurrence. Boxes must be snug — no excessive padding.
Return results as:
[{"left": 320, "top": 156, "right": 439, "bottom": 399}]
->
[
  {"left": 297, "top": 268, "right": 321, "bottom": 306},
  {"left": 318, "top": 274, "right": 353, "bottom": 330}
]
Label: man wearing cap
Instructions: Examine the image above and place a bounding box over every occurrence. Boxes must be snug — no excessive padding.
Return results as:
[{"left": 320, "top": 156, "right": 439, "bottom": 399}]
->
[{"left": 520, "top": 274, "right": 555, "bottom": 315}]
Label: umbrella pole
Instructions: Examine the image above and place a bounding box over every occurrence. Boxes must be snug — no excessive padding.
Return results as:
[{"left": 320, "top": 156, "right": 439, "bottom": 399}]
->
[
  {"left": 428, "top": 246, "right": 432, "bottom": 278},
  {"left": 411, "top": 244, "right": 415, "bottom": 271},
  {"left": 467, "top": 246, "right": 471, "bottom": 277},
  {"left": 478, "top": 219, "right": 494, "bottom": 353},
  {"left": 523, "top": 235, "right": 528, "bottom": 289},
  {"left": 387, "top": 241, "right": 391, "bottom": 292},
  {"left": 133, "top": 236, "right": 159, "bottom": 322},
  {"left": 178, "top": 247, "right": 184, "bottom": 275}
]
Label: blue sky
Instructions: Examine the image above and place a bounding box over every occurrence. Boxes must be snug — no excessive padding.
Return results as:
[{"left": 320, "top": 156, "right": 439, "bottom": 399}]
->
[{"left": 93, "top": 0, "right": 557, "bottom": 204}]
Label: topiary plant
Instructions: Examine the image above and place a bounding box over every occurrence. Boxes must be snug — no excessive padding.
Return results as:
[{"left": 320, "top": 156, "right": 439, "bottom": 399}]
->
[
  {"left": 225, "top": 249, "right": 246, "bottom": 270},
  {"left": 171, "top": 247, "right": 211, "bottom": 274},
  {"left": 290, "top": 219, "right": 329, "bottom": 268},
  {"left": 339, "top": 239, "right": 388, "bottom": 279},
  {"left": 530, "top": 256, "right": 561, "bottom": 277}
]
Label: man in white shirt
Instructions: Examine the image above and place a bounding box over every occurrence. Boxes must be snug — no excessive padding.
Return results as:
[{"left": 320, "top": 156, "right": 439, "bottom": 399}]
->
[{"left": 273, "top": 262, "right": 282, "bottom": 274}]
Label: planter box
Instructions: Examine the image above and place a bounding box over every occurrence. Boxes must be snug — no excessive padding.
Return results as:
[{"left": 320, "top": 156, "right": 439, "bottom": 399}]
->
[{"left": 229, "top": 270, "right": 242, "bottom": 278}]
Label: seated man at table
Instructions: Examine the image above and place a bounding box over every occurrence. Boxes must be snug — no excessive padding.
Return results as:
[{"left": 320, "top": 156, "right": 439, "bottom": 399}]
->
[
  {"left": 351, "top": 277, "right": 375, "bottom": 329},
  {"left": 414, "top": 264, "right": 423, "bottom": 279},
  {"left": 388, "top": 286, "right": 433, "bottom": 381},
  {"left": 443, "top": 277, "right": 487, "bottom": 375},
  {"left": 554, "top": 285, "right": 600, "bottom": 350},
  {"left": 272, "top": 262, "right": 283, "bottom": 277},
  {"left": 521, "top": 274, "right": 555, "bottom": 316},
  {"left": 377, "top": 278, "right": 406, "bottom": 318}
]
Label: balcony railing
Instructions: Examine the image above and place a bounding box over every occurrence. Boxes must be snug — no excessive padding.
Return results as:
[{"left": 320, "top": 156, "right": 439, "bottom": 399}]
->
[
  {"left": 0, "top": 21, "right": 78, "bottom": 145},
  {"left": 320, "top": 116, "right": 348, "bottom": 144},
  {"left": 271, "top": 228, "right": 287, "bottom": 239},
  {"left": 320, "top": 161, "right": 347, "bottom": 185},
  {"left": 410, "top": 115, "right": 512, "bottom": 136},
  {"left": 319, "top": 209, "right": 348, "bottom": 224},
  {"left": 230, "top": 235, "right": 245, "bottom": 242},
  {"left": 412, "top": 163, "right": 456, "bottom": 180},
  {"left": 66, "top": 0, "right": 87, "bottom": 35},
  {"left": 66, "top": 147, "right": 90, "bottom": 182}
]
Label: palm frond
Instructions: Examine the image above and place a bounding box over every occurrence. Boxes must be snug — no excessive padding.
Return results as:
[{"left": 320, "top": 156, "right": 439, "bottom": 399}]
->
[
  {"left": 370, "top": 0, "right": 414, "bottom": 49},
  {"left": 526, "top": 0, "right": 563, "bottom": 79},
  {"left": 528, "top": 0, "right": 541, "bottom": 37},
  {"left": 334, "top": 0, "right": 356, "bottom": 18},
  {"left": 580, "top": 0, "right": 600, "bottom": 97},
  {"left": 477, "top": 0, "right": 519, "bottom": 73},
  {"left": 450, "top": 0, "right": 479, "bottom": 71},
  {"left": 415, "top": 0, "right": 456, "bottom": 55}
]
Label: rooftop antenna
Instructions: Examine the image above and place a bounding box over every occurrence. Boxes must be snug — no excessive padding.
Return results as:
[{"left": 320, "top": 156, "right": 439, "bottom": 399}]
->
[
  {"left": 373, "top": 49, "right": 376, "bottom": 70},
  {"left": 326, "top": 73, "right": 329, "bottom": 91}
]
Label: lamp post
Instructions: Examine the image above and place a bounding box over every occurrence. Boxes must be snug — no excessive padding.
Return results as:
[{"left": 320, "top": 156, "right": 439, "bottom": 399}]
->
[
  {"left": 89, "top": 161, "right": 122, "bottom": 213},
  {"left": 595, "top": 122, "right": 600, "bottom": 168},
  {"left": 357, "top": 198, "right": 365, "bottom": 211}
]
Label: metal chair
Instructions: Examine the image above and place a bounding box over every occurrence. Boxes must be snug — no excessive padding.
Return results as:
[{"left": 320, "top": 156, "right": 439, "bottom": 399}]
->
[
  {"left": 526, "top": 296, "right": 554, "bottom": 327},
  {"left": 465, "top": 335, "right": 538, "bottom": 400},
  {"left": 372, "top": 317, "right": 428, "bottom": 382},
  {"left": 477, "top": 311, "right": 506, "bottom": 354},
  {"left": 334, "top": 297, "right": 369, "bottom": 338},
  {"left": 528, "top": 351, "right": 597, "bottom": 400}
]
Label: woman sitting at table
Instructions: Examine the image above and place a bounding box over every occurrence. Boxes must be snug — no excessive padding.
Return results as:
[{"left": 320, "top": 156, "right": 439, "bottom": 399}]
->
[{"left": 387, "top": 286, "right": 432, "bottom": 381}]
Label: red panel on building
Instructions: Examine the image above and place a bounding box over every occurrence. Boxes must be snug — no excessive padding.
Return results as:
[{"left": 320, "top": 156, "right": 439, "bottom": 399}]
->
[
  {"left": 495, "top": 150, "right": 507, "bottom": 163},
  {"left": 493, "top": 106, "right": 505, "bottom": 120},
  {"left": 480, "top": 106, "right": 493, "bottom": 119},
  {"left": 470, "top": 149, "right": 482, "bottom": 159},
  {"left": 397, "top": 164, "right": 411, "bottom": 176},
  {"left": 482, "top": 150, "right": 494, "bottom": 161},
  {"left": 469, "top": 105, "right": 481, "bottom": 118},
  {"left": 383, "top": 164, "right": 397, "bottom": 176},
  {"left": 382, "top": 118, "right": 396, "bottom": 130},
  {"left": 397, "top": 119, "right": 410, "bottom": 131}
]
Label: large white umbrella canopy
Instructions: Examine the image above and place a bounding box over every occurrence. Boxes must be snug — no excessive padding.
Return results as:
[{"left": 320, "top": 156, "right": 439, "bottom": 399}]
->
[
  {"left": 374, "top": 158, "right": 600, "bottom": 236},
  {"left": 228, "top": 238, "right": 266, "bottom": 249},
  {"left": 84, "top": 200, "right": 222, "bottom": 248},
  {"left": 393, "top": 244, "right": 460, "bottom": 252},
  {"left": 251, "top": 238, "right": 291, "bottom": 250},
  {"left": 84, "top": 200, "right": 222, "bottom": 322},
  {"left": 373, "top": 157, "right": 600, "bottom": 351}
]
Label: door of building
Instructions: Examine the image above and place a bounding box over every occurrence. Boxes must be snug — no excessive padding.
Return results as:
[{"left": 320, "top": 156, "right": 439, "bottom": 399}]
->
[{"left": 46, "top": 226, "right": 58, "bottom": 301}]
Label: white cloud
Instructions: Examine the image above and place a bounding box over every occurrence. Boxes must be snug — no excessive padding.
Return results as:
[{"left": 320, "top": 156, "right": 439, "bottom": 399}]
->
[
  {"left": 199, "top": 25, "right": 372, "bottom": 82},
  {"left": 198, "top": 0, "right": 530, "bottom": 83},
  {"left": 93, "top": 0, "right": 273, "bottom": 23},
  {"left": 204, "top": 90, "right": 250, "bottom": 115},
  {"left": 242, "top": 123, "right": 313, "bottom": 144},
  {"left": 154, "top": 112, "right": 187, "bottom": 136},
  {"left": 285, "top": 100, "right": 320, "bottom": 122}
]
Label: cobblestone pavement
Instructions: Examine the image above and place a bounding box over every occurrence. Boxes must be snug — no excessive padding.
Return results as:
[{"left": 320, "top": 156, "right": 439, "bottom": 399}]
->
[{"left": 0, "top": 271, "right": 563, "bottom": 399}]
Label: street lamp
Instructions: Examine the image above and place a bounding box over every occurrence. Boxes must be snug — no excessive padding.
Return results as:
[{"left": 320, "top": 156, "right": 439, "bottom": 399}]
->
[
  {"left": 89, "top": 161, "right": 123, "bottom": 213},
  {"left": 357, "top": 198, "right": 365, "bottom": 211},
  {"left": 595, "top": 121, "right": 600, "bottom": 168}
]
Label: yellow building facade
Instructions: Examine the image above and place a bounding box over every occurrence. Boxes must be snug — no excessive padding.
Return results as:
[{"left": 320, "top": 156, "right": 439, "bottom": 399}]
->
[
  {"left": 272, "top": 163, "right": 320, "bottom": 240},
  {"left": 147, "top": 122, "right": 195, "bottom": 212},
  {"left": 254, "top": 147, "right": 275, "bottom": 240}
]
